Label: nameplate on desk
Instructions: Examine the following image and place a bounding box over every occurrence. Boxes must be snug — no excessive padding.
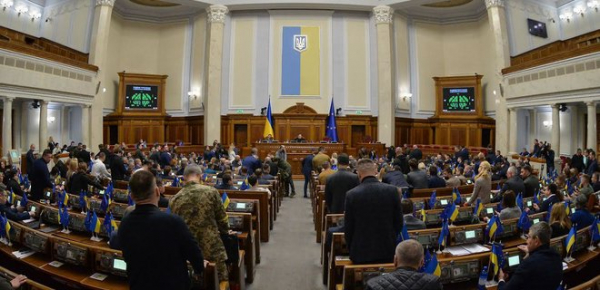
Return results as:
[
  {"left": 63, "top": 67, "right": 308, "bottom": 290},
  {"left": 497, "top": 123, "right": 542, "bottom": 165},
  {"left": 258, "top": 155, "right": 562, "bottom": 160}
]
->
[{"left": 49, "top": 260, "right": 64, "bottom": 268}]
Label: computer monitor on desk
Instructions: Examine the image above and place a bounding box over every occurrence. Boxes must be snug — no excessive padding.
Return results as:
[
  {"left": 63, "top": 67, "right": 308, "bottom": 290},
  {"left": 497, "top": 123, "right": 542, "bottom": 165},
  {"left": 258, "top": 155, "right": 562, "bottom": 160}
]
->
[
  {"left": 53, "top": 240, "right": 88, "bottom": 266},
  {"left": 434, "top": 197, "right": 453, "bottom": 209},
  {"left": 481, "top": 204, "right": 497, "bottom": 219},
  {"left": 23, "top": 229, "right": 49, "bottom": 254},
  {"left": 69, "top": 214, "right": 87, "bottom": 232},
  {"left": 96, "top": 251, "right": 128, "bottom": 277},
  {"left": 419, "top": 210, "right": 442, "bottom": 226},
  {"left": 41, "top": 208, "right": 60, "bottom": 226},
  {"left": 408, "top": 229, "right": 440, "bottom": 248},
  {"left": 528, "top": 212, "right": 546, "bottom": 226},
  {"left": 439, "top": 259, "right": 480, "bottom": 283},
  {"left": 573, "top": 226, "right": 591, "bottom": 253},
  {"left": 450, "top": 224, "right": 485, "bottom": 246},
  {"left": 495, "top": 218, "right": 519, "bottom": 241}
]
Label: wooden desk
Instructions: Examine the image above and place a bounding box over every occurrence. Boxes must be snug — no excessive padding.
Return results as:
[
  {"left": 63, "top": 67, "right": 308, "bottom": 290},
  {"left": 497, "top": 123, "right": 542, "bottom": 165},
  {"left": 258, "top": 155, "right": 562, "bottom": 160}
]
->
[{"left": 253, "top": 142, "right": 346, "bottom": 176}]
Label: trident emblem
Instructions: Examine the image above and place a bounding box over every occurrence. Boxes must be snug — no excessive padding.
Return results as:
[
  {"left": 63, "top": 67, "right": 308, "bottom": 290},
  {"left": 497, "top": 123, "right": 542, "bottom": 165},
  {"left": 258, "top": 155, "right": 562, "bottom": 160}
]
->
[{"left": 293, "top": 35, "right": 307, "bottom": 52}]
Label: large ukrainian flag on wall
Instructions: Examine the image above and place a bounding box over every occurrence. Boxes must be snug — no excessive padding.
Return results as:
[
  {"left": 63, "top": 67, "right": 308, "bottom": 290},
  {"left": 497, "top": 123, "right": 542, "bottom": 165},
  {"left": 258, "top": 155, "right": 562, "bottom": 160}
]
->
[{"left": 281, "top": 26, "right": 320, "bottom": 96}]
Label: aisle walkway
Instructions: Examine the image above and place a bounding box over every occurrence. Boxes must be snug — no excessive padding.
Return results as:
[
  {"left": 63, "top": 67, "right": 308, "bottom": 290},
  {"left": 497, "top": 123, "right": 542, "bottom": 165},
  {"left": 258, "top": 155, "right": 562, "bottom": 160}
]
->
[{"left": 246, "top": 181, "right": 326, "bottom": 290}]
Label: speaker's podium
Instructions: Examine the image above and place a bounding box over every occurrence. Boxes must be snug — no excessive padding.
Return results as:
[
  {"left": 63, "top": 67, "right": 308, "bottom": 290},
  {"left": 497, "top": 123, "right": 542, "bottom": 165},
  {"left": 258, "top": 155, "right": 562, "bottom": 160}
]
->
[
  {"left": 428, "top": 75, "right": 495, "bottom": 147},
  {"left": 103, "top": 72, "right": 169, "bottom": 145}
]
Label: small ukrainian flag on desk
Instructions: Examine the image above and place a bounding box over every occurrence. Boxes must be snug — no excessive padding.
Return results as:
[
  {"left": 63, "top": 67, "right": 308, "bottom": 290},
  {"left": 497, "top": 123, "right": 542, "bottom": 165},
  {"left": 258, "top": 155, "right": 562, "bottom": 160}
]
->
[{"left": 281, "top": 26, "right": 320, "bottom": 96}]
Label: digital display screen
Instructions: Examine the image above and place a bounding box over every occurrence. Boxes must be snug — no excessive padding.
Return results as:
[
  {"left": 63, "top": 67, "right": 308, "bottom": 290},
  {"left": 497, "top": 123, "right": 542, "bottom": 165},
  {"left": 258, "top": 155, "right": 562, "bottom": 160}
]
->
[
  {"left": 508, "top": 255, "right": 520, "bottom": 267},
  {"left": 486, "top": 208, "right": 494, "bottom": 214},
  {"left": 236, "top": 203, "right": 246, "bottom": 209},
  {"left": 237, "top": 181, "right": 243, "bottom": 185},
  {"left": 533, "top": 218, "right": 540, "bottom": 224},
  {"left": 99, "top": 190, "right": 105, "bottom": 195},
  {"left": 572, "top": 208, "right": 577, "bottom": 213},
  {"left": 416, "top": 235, "right": 431, "bottom": 245},
  {"left": 45, "top": 191, "right": 52, "bottom": 198},
  {"left": 440, "top": 200, "right": 448, "bottom": 205},
  {"left": 526, "top": 201, "right": 532, "bottom": 207},
  {"left": 30, "top": 205, "right": 37, "bottom": 212},
  {"left": 443, "top": 87, "right": 475, "bottom": 112},
  {"left": 113, "top": 258, "right": 127, "bottom": 270},
  {"left": 465, "top": 231, "right": 475, "bottom": 239},
  {"left": 125, "top": 85, "right": 158, "bottom": 109},
  {"left": 453, "top": 267, "right": 464, "bottom": 277}
]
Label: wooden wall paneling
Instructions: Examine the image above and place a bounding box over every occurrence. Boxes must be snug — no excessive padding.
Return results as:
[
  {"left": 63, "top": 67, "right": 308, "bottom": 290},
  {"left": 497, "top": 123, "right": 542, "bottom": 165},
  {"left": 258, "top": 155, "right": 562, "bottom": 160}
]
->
[{"left": 468, "top": 127, "right": 479, "bottom": 147}]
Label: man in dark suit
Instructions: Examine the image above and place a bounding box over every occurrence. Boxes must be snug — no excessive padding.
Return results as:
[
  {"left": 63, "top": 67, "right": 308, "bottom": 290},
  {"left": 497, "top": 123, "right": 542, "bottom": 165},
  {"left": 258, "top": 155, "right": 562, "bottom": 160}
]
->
[
  {"left": 302, "top": 149, "right": 316, "bottom": 198},
  {"left": 26, "top": 144, "right": 36, "bottom": 176},
  {"left": 586, "top": 151, "right": 598, "bottom": 176},
  {"left": 382, "top": 165, "right": 409, "bottom": 189},
  {"left": 520, "top": 165, "right": 539, "bottom": 198},
  {"left": 406, "top": 158, "right": 428, "bottom": 190},
  {"left": 29, "top": 149, "right": 54, "bottom": 201},
  {"left": 459, "top": 146, "right": 470, "bottom": 162},
  {"left": 498, "top": 222, "right": 562, "bottom": 290},
  {"left": 392, "top": 147, "right": 410, "bottom": 175},
  {"left": 242, "top": 148, "right": 261, "bottom": 176},
  {"left": 345, "top": 159, "right": 402, "bottom": 264},
  {"left": 159, "top": 145, "right": 172, "bottom": 169},
  {"left": 493, "top": 166, "right": 525, "bottom": 202},
  {"left": 77, "top": 145, "right": 91, "bottom": 164},
  {"left": 118, "top": 170, "right": 205, "bottom": 290},
  {"left": 408, "top": 145, "right": 422, "bottom": 161},
  {"left": 325, "top": 154, "right": 360, "bottom": 214},
  {"left": 401, "top": 199, "right": 425, "bottom": 230},
  {"left": 110, "top": 149, "right": 127, "bottom": 181},
  {"left": 571, "top": 148, "right": 584, "bottom": 173},
  {"left": 427, "top": 166, "right": 446, "bottom": 189}
]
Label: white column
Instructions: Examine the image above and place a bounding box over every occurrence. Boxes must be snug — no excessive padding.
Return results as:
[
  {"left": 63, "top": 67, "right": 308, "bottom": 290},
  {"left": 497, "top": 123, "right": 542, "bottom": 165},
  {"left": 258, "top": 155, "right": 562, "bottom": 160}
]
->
[
  {"left": 204, "top": 5, "right": 228, "bottom": 144},
  {"left": 89, "top": 0, "right": 115, "bottom": 150},
  {"left": 82, "top": 105, "right": 91, "bottom": 146},
  {"left": 12, "top": 100, "right": 21, "bottom": 152},
  {"left": 508, "top": 108, "right": 518, "bottom": 155},
  {"left": 20, "top": 102, "right": 29, "bottom": 152},
  {"left": 373, "top": 5, "right": 395, "bottom": 145},
  {"left": 60, "top": 106, "right": 70, "bottom": 146},
  {"left": 551, "top": 104, "right": 560, "bottom": 157},
  {"left": 485, "top": 0, "right": 511, "bottom": 155},
  {"left": 587, "top": 102, "right": 597, "bottom": 152},
  {"left": 39, "top": 100, "right": 48, "bottom": 151},
  {"left": 2, "top": 96, "right": 14, "bottom": 155}
]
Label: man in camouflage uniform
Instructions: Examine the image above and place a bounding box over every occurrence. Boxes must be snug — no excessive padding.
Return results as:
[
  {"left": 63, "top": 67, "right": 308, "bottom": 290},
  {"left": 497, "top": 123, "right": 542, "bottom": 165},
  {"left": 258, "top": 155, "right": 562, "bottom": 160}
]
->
[
  {"left": 169, "top": 165, "right": 230, "bottom": 282},
  {"left": 274, "top": 157, "right": 295, "bottom": 197}
]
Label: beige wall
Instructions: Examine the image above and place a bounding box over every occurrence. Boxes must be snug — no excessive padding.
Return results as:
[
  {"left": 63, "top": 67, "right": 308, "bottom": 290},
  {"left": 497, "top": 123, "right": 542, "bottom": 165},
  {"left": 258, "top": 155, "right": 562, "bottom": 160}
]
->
[
  {"left": 229, "top": 15, "right": 256, "bottom": 110},
  {"left": 344, "top": 16, "right": 370, "bottom": 110},
  {"left": 394, "top": 15, "right": 411, "bottom": 111},
  {"left": 413, "top": 17, "right": 496, "bottom": 115},
  {"left": 103, "top": 14, "right": 188, "bottom": 112},
  {"left": 190, "top": 14, "right": 207, "bottom": 110}
]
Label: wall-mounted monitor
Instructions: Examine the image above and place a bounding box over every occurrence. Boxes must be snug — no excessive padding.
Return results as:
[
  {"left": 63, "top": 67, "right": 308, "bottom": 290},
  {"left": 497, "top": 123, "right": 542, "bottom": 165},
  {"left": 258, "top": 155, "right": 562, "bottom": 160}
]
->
[
  {"left": 527, "top": 19, "right": 548, "bottom": 39},
  {"left": 125, "top": 85, "right": 159, "bottom": 109},
  {"left": 442, "top": 87, "right": 475, "bottom": 112}
]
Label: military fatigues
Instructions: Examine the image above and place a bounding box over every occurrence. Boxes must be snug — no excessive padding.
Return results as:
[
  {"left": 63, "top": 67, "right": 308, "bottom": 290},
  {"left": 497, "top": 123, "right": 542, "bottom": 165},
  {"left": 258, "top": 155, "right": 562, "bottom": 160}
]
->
[
  {"left": 278, "top": 159, "right": 295, "bottom": 196},
  {"left": 169, "top": 182, "right": 230, "bottom": 281}
]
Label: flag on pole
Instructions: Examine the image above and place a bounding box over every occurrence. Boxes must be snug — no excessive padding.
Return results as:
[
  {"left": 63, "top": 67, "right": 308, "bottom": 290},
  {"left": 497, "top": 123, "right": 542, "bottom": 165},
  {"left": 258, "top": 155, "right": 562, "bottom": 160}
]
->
[
  {"left": 448, "top": 202, "right": 459, "bottom": 222},
  {"left": 429, "top": 191, "right": 437, "bottom": 209},
  {"left": 325, "top": 98, "right": 338, "bottom": 142},
  {"left": 438, "top": 220, "right": 449, "bottom": 248},
  {"left": 565, "top": 225, "right": 576, "bottom": 256},
  {"left": 590, "top": 217, "right": 600, "bottom": 243},
  {"left": 397, "top": 223, "right": 410, "bottom": 243},
  {"left": 240, "top": 178, "right": 251, "bottom": 190},
  {"left": 263, "top": 97, "right": 274, "bottom": 138},
  {"left": 19, "top": 193, "right": 28, "bottom": 208},
  {"left": 452, "top": 188, "right": 462, "bottom": 205},
  {"left": 474, "top": 199, "right": 483, "bottom": 217},
  {"left": 424, "top": 251, "right": 441, "bottom": 276},
  {"left": 490, "top": 243, "right": 504, "bottom": 275},
  {"left": 517, "top": 210, "right": 531, "bottom": 232}
]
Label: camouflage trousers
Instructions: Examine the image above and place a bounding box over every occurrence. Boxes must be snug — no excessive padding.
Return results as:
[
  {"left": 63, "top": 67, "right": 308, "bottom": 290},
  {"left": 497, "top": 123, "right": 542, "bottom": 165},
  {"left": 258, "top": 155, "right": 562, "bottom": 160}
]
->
[{"left": 217, "top": 260, "right": 228, "bottom": 282}]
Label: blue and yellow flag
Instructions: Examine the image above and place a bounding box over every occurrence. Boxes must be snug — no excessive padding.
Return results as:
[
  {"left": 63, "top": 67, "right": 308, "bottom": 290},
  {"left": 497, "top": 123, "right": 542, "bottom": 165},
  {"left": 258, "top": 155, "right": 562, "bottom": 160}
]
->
[
  {"left": 487, "top": 216, "right": 503, "bottom": 240},
  {"left": 429, "top": 191, "right": 437, "bottom": 209},
  {"left": 516, "top": 192, "right": 524, "bottom": 210},
  {"left": 8, "top": 190, "right": 15, "bottom": 206},
  {"left": 397, "top": 223, "right": 410, "bottom": 243},
  {"left": 474, "top": 199, "right": 483, "bottom": 217},
  {"left": 490, "top": 243, "right": 504, "bottom": 275},
  {"left": 424, "top": 251, "right": 441, "bottom": 277},
  {"left": 565, "top": 225, "right": 576, "bottom": 255},
  {"left": 421, "top": 208, "right": 427, "bottom": 222},
  {"left": 221, "top": 192, "right": 230, "bottom": 209},
  {"left": 263, "top": 98, "right": 274, "bottom": 138},
  {"left": 452, "top": 187, "right": 461, "bottom": 204},
  {"left": 438, "top": 220, "right": 449, "bottom": 248},
  {"left": 91, "top": 211, "right": 101, "bottom": 234},
  {"left": 448, "top": 202, "right": 459, "bottom": 222},
  {"left": 591, "top": 217, "right": 600, "bottom": 243},
  {"left": 281, "top": 26, "right": 320, "bottom": 96},
  {"left": 19, "top": 193, "right": 28, "bottom": 208},
  {"left": 1, "top": 215, "right": 11, "bottom": 239},
  {"left": 240, "top": 178, "right": 251, "bottom": 190},
  {"left": 104, "top": 212, "right": 117, "bottom": 236},
  {"left": 564, "top": 201, "right": 571, "bottom": 216}
]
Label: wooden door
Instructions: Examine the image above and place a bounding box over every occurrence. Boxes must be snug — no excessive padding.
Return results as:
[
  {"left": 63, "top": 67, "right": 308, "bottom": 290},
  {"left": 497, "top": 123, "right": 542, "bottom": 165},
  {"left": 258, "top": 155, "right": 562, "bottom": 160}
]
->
[
  {"left": 351, "top": 125, "right": 366, "bottom": 148},
  {"left": 234, "top": 124, "right": 248, "bottom": 147}
]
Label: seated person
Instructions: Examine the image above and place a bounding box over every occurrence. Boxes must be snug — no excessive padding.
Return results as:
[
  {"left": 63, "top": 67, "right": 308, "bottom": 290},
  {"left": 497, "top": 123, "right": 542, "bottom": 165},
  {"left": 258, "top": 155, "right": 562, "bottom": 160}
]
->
[
  {"left": 0, "top": 273, "right": 27, "bottom": 290},
  {"left": 214, "top": 174, "right": 238, "bottom": 190},
  {"left": 527, "top": 184, "right": 563, "bottom": 214},
  {"left": 260, "top": 164, "right": 275, "bottom": 180},
  {"left": 591, "top": 172, "right": 600, "bottom": 192},
  {"left": 427, "top": 166, "right": 446, "bottom": 189},
  {"left": 406, "top": 158, "right": 428, "bottom": 189},
  {"left": 498, "top": 190, "right": 522, "bottom": 220},
  {"left": 0, "top": 188, "right": 35, "bottom": 221},
  {"left": 382, "top": 165, "right": 409, "bottom": 189},
  {"left": 498, "top": 222, "right": 563, "bottom": 290},
  {"left": 161, "top": 166, "right": 175, "bottom": 180},
  {"left": 292, "top": 134, "right": 306, "bottom": 143},
  {"left": 571, "top": 194, "right": 595, "bottom": 230},
  {"left": 519, "top": 148, "right": 530, "bottom": 157},
  {"left": 253, "top": 169, "right": 270, "bottom": 185},
  {"left": 5, "top": 169, "right": 25, "bottom": 198},
  {"left": 366, "top": 240, "right": 442, "bottom": 290},
  {"left": 247, "top": 175, "right": 271, "bottom": 198},
  {"left": 318, "top": 162, "right": 336, "bottom": 185},
  {"left": 401, "top": 199, "right": 426, "bottom": 230},
  {"left": 67, "top": 162, "right": 105, "bottom": 195},
  {"left": 443, "top": 168, "right": 461, "bottom": 188},
  {"left": 575, "top": 174, "right": 594, "bottom": 199},
  {"left": 549, "top": 202, "right": 571, "bottom": 238},
  {"left": 262, "top": 134, "right": 275, "bottom": 143},
  {"left": 236, "top": 167, "right": 249, "bottom": 180}
]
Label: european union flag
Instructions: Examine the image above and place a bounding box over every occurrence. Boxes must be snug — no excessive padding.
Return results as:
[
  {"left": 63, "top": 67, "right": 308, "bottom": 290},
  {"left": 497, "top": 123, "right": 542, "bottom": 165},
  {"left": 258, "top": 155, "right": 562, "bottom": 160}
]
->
[
  {"left": 533, "top": 189, "right": 540, "bottom": 205},
  {"left": 19, "top": 193, "right": 28, "bottom": 208},
  {"left": 565, "top": 225, "right": 576, "bottom": 256},
  {"left": 424, "top": 251, "right": 441, "bottom": 277},
  {"left": 100, "top": 193, "right": 109, "bottom": 213},
  {"left": 399, "top": 223, "right": 410, "bottom": 242},
  {"left": 326, "top": 98, "right": 338, "bottom": 142},
  {"left": 452, "top": 188, "right": 462, "bottom": 205},
  {"left": 490, "top": 243, "right": 504, "bottom": 275},
  {"left": 402, "top": 188, "right": 409, "bottom": 199},
  {"left": 128, "top": 193, "right": 135, "bottom": 206},
  {"left": 429, "top": 191, "right": 437, "bottom": 209},
  {"left": 263, "top": 97, "right": 275, "bottom": 138},
  {"left": 79, "top": 190, "right": 87, "bottom": 212},
  {"left": 104, "top": 212, "right": 116, "bottom": 236},
  {"left": 421, "top": 250, "right": 432, "bottom": 272},
  {"left": 172, "top": 176, "right": 180, "bottom": 187},
  {"left": 518, "top": 209, "right": 531, "bottom": 232},
  {"left": 546, "top": 203, "right": 554, "bottom": 222},
  {"left": 59, "top": 205, "right": 70, "bottom": 228},
  {"left": 516, "top": 192, "right": 523, "bottom": 210}
]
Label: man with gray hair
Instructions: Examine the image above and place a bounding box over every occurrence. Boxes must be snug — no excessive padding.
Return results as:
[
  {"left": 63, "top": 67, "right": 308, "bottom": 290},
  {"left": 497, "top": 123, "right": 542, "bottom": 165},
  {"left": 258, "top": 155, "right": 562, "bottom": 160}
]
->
[
  {"left": 366, "top": 240, "right": 442, "bottom": 290},
  {"left": 345, "top": 159, "right": 402, "bottom": 264},
  {"left": 498, "top": 221, "right": 562, "bottom": 290},
  {"left": 492, "top": 166, "right": 525, "bottom": 203}
]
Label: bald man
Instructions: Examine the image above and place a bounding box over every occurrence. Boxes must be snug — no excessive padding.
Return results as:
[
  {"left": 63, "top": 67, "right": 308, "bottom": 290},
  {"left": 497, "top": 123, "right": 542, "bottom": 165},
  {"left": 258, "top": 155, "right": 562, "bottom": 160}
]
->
[
  {"left": 366, "top": 240, "right": 442, "bottom": 290},
  {"left": 344, "top": 159, "right": 402, "bottom": 264}
]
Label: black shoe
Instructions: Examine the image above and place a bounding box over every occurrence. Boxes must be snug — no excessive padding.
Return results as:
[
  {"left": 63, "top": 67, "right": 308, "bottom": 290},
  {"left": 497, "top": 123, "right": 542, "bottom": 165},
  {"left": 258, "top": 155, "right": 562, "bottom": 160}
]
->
[{"left": 303, "top": 195, "right": 308, "bottom": 198}]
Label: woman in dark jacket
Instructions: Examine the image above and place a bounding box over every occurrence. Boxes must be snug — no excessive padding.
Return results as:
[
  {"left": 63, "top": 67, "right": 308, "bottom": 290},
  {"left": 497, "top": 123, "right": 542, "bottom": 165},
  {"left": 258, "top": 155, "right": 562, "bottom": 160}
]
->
[{"left": 67, "top": 162, "right": 104, "bottom": 195}]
